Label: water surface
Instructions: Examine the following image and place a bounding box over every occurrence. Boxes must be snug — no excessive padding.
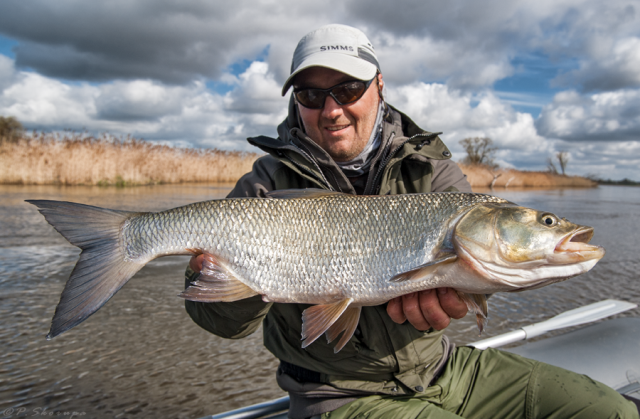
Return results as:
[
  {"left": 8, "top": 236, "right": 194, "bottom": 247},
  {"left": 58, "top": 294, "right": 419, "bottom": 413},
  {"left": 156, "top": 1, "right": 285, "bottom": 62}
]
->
[{"left": 0, "top": 184, "right": 638, "bottom": 418}]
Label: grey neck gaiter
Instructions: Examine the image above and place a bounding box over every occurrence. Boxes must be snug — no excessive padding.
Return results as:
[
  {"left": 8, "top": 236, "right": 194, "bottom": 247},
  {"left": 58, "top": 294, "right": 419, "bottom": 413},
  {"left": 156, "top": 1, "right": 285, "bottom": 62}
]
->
[{"left": 335, "top": 101, "right": 385, "bottom": 177}]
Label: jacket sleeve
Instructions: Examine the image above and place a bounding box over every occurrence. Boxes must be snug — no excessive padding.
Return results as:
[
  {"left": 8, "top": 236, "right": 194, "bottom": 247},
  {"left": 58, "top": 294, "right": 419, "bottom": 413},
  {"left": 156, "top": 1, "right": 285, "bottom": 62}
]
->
[
  {"left": 184, "top": 157, "right": 279, "bottom": 339},
  {"left": 430, "top": 158, "right": 472, "bottom": 193}
]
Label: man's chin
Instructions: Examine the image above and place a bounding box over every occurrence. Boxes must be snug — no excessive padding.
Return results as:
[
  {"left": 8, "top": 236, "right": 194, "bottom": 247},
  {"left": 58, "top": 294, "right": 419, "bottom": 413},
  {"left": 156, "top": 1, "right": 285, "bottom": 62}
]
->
[
  {"left": 328, "top": 146, "right": 359, "bottom": 162},
  {"left": 323, "top": 137, "right": 361, "bottom": 160}
]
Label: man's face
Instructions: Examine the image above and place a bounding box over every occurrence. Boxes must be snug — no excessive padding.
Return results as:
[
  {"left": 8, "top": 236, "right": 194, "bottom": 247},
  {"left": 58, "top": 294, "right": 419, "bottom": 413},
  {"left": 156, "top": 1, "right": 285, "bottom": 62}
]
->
[{"left": 294, "top": 67, "right": 383, "bottom": 162}]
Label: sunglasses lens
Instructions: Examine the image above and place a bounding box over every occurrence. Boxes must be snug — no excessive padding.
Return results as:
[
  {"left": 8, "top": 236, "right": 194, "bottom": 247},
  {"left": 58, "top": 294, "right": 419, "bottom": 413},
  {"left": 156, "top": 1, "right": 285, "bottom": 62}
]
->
[
  {"left": 332, "top": 82, "right": 366, "bottom": 104},
  {"left": 295, "top": 90, "right": 326, "bottom": 109},
  {"left": 295, "top": 78, "right": 371, "bottom": 109}
]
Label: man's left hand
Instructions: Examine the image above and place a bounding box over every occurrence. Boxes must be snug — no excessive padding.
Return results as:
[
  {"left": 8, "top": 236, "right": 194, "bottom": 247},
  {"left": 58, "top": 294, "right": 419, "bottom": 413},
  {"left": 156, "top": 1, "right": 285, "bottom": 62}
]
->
[{"left": 386, "top": 288, "right": 468, "bottom": 331}]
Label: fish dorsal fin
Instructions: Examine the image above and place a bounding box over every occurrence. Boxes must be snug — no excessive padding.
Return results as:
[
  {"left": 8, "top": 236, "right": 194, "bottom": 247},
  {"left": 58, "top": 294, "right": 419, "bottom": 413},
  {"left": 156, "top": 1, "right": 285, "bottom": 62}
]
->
[
  {"left": 389, "top": 253, "right": 458, "bottom": 283},
  {"left": 457, "top": 292, "right": 490, "bottom": 333},
  {"left": 301, "top": 298, "right": 353, "bottom": 349},
  {"left": 325, "top": 306, "right": 362, "bottom": 353},
  {"left": 265, "top": 188, "right": 347, "bottom": 200},
  {"left": 179, "top": 252, "right": 258, "bottom": 302}
]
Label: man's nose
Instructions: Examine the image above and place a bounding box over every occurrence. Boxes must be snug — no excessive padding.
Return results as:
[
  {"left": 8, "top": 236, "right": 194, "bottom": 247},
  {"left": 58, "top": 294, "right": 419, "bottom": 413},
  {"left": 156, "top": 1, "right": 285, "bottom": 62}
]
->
[{"left": 321, "top": 94, "right": 343, "bottom": 118}]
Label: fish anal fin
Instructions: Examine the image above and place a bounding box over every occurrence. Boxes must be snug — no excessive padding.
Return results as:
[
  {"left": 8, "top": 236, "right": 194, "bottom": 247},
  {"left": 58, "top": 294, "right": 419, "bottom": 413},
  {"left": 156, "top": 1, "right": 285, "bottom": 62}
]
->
[
  {"left": 301, "top": 298, "right": 353, "bottom": 349},
  {"left": 389, "top": 253, "right": 458, "bottom": 282},
  {"left": 265, "top": 188, "right": 347, "bottom": 200},
  {"left": 325, "top": 306, "right": 362, "bottom": 353},
  {"left": 457, "top": 291, "right": 490, "bottom": 334},
  {"left": 179, "top": 252, "right": 258, "bottom": 302}
]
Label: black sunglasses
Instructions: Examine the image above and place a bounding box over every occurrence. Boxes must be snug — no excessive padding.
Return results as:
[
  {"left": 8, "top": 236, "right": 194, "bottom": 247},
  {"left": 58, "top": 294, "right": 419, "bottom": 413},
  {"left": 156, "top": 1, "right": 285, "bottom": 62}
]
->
[{"left": 294, "top": 76, "right": 377, "bottom": 109}]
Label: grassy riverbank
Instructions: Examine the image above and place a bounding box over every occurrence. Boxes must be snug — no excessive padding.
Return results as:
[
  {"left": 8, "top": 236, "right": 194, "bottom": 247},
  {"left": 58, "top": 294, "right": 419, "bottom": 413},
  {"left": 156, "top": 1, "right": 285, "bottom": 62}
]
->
[
  {"left": 0, "top": 133, "right": 259, "bottom": 185},
  {"left": 1, "top": 133, "right": 596, "bottom": 188},
  {"left": 459, "top": 164, "right": 597, "bottom": 189}
]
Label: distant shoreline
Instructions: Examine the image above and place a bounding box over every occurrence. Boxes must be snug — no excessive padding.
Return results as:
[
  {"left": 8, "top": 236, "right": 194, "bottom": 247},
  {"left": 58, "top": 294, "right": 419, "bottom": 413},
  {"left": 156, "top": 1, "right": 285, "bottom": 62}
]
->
[
  {"left": 459, "top": 164, "right": 597, "bottom": 190},
  {"left": 1, "top": 134, "right": 599, "bottom": 188}
]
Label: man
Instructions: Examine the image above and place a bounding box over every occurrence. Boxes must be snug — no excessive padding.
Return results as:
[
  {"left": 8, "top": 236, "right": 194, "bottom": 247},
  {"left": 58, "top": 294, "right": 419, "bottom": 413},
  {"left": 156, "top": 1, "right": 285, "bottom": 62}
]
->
[{"left": 186, "top": 25, "right": 637, "bottom": 418}]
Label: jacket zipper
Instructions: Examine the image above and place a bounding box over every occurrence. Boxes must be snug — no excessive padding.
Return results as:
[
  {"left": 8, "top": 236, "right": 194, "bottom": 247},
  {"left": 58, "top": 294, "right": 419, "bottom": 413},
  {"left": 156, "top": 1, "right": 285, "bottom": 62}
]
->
[
  {"left": 285, "top": 130, "right": 335, "bottom": 191},
  {"left": 369, "top": 132, "right": 442, "bottom": 195}
]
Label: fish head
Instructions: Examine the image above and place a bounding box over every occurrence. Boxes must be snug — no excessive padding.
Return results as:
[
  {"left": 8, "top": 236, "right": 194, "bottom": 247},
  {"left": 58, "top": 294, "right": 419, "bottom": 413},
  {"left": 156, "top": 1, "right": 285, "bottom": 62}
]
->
[{"left": 452, "top": 203, "right": 605, "bottom": 290}]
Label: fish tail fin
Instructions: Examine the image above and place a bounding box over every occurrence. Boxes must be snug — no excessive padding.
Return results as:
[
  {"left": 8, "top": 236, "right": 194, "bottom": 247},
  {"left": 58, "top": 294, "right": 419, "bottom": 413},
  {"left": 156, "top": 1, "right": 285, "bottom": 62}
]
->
[
  {"left": 456, "top": 291, "right": 490, "bottom": 334},
  {"left": 27, "top": 200, "right": 145, "bottom": 339}
]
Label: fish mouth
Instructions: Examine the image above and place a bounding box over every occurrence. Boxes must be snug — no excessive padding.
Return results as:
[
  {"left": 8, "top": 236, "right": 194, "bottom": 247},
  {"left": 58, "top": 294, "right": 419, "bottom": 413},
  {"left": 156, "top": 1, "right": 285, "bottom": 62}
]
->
[{"left": 553, "top": 227, "right": 605, "bottom": 262}]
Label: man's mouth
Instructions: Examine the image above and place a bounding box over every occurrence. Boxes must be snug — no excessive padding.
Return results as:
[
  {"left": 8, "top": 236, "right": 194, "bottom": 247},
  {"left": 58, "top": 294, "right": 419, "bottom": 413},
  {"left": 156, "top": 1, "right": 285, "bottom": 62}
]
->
[{"left": 326, "top": 124, "right": 350, "bottom": 132}]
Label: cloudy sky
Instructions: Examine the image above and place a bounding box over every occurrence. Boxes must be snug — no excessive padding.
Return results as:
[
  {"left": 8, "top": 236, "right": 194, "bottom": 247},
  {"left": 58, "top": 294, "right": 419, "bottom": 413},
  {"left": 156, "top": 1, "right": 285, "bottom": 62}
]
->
[{"left": 0, "top": 0, "right": 639, "bottom": 180}]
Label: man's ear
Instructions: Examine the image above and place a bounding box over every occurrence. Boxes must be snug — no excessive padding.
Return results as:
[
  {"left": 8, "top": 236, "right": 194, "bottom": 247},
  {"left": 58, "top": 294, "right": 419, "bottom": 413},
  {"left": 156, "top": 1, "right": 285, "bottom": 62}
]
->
[{"left": 377, "top": 73, "right": 385, "bottom": 99}]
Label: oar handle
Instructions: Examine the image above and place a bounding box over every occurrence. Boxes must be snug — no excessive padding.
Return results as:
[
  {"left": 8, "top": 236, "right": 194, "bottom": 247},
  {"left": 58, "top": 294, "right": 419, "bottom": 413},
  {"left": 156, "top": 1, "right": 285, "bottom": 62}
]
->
[{"left": 470, "top": 299, "right": 637, "bottom": 350}]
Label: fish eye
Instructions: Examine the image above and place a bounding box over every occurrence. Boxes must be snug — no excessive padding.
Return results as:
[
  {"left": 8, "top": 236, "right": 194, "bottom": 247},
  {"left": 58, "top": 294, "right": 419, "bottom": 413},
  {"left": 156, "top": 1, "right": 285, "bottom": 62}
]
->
[{"left": 541, "top": 214, "right": 558, "bottom": 226}]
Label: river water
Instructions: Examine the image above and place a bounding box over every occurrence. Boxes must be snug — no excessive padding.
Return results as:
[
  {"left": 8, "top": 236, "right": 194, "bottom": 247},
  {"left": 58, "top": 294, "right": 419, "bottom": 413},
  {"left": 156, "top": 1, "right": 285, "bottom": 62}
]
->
[{"left": 0, "top": 184, "right": 638, "bottom": 418}]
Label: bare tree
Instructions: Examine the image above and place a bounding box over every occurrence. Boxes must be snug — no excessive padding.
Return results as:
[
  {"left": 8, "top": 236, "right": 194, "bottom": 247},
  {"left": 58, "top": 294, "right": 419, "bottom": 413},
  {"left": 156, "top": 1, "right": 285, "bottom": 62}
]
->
[
  {"left": 547, "top": 152, "right": 569, "bottom": 175},
  {"left": 0, "top": 116, "right": 23, "bottom": 143},
  {"left": 459, "top": 137, "right": 497, "bottom": 167},
  {"left": 556, "top": 151, "right": 569, "bottom": 175}
]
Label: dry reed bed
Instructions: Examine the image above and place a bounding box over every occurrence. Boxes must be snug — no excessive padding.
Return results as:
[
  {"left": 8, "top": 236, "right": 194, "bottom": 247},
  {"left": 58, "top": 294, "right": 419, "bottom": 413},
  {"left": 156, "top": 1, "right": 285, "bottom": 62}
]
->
[
  {"left": 0, "top": 133, "right": 596, "bottom": 188},
  {"left": 0, "top": 133, "right": 259, "bottom": 185},
  {"left": 460, "top": 164, "right": 597, "bottom": 189}
]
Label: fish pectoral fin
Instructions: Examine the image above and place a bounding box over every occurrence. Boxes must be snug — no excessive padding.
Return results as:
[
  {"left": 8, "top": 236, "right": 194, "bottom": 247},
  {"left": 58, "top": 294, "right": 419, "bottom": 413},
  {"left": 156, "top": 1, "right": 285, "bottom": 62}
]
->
[
  {"left": 389, "top": 253, "right": 458, "bottom": 282},
  {"left": 325, "top": 306, "right": 362, "bottom": 353},
  {"left": 457, "top": 292, "right": 490, "bottom": 334},
  {"left": 265, "top": 188, "right": 348, "bottom": 200},
  {"left": 179, "top": 252, "right": 258, "bottom": 302},
  {"left": 301, "top": 298, "right": 354, "bottom": 349}
]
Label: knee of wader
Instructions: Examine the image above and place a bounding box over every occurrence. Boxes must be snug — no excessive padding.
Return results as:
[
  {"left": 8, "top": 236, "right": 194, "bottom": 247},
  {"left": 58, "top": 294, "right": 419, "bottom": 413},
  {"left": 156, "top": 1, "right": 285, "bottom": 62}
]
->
[{"left": 531, "top": 362, "right": 639, "bottom": 418}]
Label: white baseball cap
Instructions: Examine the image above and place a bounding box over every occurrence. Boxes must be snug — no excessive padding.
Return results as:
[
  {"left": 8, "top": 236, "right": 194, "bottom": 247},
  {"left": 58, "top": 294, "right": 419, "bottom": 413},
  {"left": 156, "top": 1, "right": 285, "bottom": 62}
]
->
[{"left": 281, "top": 24, "right": 380, "bottom": 96}]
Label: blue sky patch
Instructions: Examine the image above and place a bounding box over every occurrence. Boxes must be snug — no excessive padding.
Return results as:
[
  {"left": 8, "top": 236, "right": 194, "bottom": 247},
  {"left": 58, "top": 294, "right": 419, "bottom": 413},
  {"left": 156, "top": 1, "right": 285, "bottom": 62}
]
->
[
  {"left": 206, "top": 80, "right": 235, "bottom": 95},
  {"left": 494, "top": 52, "right": 579, "bottom": 117},
  {"left": 0, "top": 34, "right": 18, "bottom": 58},
  {"left": 228, "top": 45, "right": 270, "bottom": 76}
]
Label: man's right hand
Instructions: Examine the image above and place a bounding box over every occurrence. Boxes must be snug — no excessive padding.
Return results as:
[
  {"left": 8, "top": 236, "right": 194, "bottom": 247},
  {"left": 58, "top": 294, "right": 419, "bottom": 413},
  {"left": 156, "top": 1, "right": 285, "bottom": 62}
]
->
[
  {"left": 386, "top": 288, "right": 468, "bottom": 331},
  {"left": 189, "top": 254, "right": 204, "bottom": 273}
]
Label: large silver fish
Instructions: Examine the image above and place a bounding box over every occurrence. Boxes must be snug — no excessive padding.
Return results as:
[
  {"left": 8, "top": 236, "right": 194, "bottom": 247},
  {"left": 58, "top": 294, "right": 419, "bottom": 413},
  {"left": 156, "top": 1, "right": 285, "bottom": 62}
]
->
[{"left": 28, "top": 190, "right": 604, "bottom": 352}]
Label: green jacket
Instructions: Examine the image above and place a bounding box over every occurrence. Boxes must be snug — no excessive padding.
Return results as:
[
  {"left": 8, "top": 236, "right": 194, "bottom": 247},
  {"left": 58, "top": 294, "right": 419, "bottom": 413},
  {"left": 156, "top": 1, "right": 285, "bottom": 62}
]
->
[{"left": 184, "top": 100, "right": 471, "bottom": 416}]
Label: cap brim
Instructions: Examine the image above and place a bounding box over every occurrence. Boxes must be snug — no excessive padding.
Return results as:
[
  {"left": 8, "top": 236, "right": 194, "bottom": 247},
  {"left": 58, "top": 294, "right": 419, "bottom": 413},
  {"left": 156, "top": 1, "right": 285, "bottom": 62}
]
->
[{"left": 281, "top": 53, "right": 377, "bottom": 96}]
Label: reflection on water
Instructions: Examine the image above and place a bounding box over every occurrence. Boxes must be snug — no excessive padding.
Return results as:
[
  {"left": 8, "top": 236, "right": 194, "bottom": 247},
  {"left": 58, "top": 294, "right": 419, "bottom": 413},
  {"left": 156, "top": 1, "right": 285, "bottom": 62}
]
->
[{"left": 1, "top": 184, "right": 638, "bottom": 418}]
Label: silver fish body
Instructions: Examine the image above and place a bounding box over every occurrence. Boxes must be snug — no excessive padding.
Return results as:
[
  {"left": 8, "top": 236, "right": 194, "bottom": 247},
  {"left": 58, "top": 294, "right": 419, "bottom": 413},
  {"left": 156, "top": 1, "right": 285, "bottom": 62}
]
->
[
  {"left": 124, "top": 192, "right": 505, "bottom": 304},
  {"left": 28, "top": 190, "right": 605, "bottom": 352}
]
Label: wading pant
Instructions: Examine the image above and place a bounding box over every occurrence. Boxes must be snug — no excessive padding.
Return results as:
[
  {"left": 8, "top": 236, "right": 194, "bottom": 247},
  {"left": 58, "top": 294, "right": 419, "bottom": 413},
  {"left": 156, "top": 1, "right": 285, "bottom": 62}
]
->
[{"left": 323, "top": 347, "right": 638, "bottom": 419}]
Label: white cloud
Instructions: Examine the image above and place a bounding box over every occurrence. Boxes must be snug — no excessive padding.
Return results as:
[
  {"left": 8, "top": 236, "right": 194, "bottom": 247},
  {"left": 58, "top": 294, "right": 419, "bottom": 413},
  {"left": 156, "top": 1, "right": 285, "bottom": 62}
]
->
[
  {"left": 0, "top": 57, "right": 287, "bottom": 150},
  {"left": 223, "top": 62, "right": 287, "bottom": 114},
  {"left": 96, "top": 80, "right": 187, "bottom": 121},
  {"left": 536, "top": 89, "right": 640, "bottom": 141},
  {"left": 0, "top": 55, "right": 16, "bottom": 92},
  {"left": 564, "top": 140, "right": 640, "bottom": 180},
  {"left": 387, "top": 82, "right": 548, "bottom": 152},
  {"left": 553, "top": 37, "right": 640, "bottom": 91},
  {"left": 371, "top": 33, "right": 514, "bottom": 89},
  {"left": 0, "top": 71, "right": 98, "bottom": 128},
  {"left": 386, "top": 81, "right": 640, "bottom": 179}
]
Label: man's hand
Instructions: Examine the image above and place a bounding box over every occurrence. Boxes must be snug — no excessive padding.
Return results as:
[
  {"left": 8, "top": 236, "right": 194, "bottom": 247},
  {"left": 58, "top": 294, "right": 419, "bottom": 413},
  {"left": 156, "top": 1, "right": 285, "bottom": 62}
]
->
[
  {"left": 189, "top": 254, "right": 204, "bottom": 273},
  {"left": 386, "top": 288, "right": 468, "bottom": 331}
]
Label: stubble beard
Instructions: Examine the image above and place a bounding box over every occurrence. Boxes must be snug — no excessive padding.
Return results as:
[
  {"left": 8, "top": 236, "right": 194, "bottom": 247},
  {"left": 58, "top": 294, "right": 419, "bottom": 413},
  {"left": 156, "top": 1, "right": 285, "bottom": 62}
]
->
[{"left": 324, "top": 100, "right": 380, "bottom": 163}]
